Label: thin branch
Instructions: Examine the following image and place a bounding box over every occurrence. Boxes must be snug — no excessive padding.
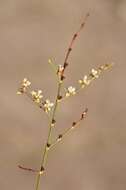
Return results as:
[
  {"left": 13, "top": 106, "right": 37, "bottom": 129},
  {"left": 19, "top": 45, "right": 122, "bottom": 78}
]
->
[
  {"left": 60, "top": 62, "right": 114, "bottom": 102},
  {"left": 48, "top": 59, "right": 59, "bottom": 81},
  {"left": 18, "top": 165, "right": 38, "bottom": 173},
  {"left": 61, "top": 13, "right": 90, "bottom": 80},
  {"left": 49, "top": 108, "right": 88, "bottom": 150}
]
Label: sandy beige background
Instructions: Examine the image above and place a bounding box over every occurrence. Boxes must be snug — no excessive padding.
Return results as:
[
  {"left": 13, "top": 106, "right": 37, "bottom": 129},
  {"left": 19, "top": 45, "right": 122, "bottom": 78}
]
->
[{"left": 0, "top": 0, "right": 126, "bottom": 190}]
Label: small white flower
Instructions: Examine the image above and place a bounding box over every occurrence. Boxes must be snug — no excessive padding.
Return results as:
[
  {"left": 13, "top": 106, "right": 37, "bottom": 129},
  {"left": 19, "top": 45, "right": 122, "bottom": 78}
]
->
[
  {"left": 91, "top": 69, "right": 99, "bottom": 78},
  {"left": 66, "top": 86, "right": 76, "bottom": 97},
  {"left": 22, "top": 78, "right": 31, "bottom": 87},
  {"left": 83, "top": 75, "right": 91, "bottom": 85},
  {"left": 78, "top": 75, "right": 90, "bottom": 87},
  {"left": 31, "top": 90, "right": 43, "bottom": 103},
  {"left": 44, "top": 99, "right": 54, "bottom": 113},
  {"left": 17, "top": 78, "right": 31, "bottom": 94}
]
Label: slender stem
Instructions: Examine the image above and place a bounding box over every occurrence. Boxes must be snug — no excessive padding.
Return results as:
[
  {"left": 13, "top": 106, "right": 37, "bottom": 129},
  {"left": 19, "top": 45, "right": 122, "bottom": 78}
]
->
[
  {"left": 35, "top": 174, "right": 41, "bottom": 190},
  {"left": 50, "top": 118, "right": 82, "bottom": 149},
  {"left": 61, "top": 13, "right": 90, "bottom": 77},
  {"left": 35, "top": 81, "right": 62, "bottom": 190}
]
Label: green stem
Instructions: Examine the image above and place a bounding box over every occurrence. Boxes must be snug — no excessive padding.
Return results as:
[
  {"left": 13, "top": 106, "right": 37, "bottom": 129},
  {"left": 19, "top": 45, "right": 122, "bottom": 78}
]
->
[
  {"left": 35, "top": 81, "right": 62, "bottom": 190},
  {"left": 35, "top": 174, "right": 41, "bottom": 190}
]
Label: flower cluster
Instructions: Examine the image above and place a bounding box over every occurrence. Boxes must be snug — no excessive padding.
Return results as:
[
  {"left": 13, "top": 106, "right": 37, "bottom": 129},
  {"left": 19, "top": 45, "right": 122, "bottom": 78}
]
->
[
  {"left": 78, "top": 63, "right": 113, "bottom": 88},
  {"left": 78, "top": 75, "right": 90, "bottom": 87},
  {"left": 17, "top": 79, "right": 54, "bottom": 113},
  {"left": 31, "top": 90, "right": 43, "bottom": 104},
  {"left": 90, "top": 69, "right": 99, "bottom": 78},
  {"left": 31, "top": 92, "right": 54, "bottom": 113},
  {"left": 17, "top": 78, "right": 31, "bottom": 94},
  {"left": 65, "top": 86, "right": 76, "bottom": 97},
  {"left": 78, "top": 68, "right": 99, "bottom": 88},
  {"left": 43, "top": 99, "right": 54, "bottom": 113}
]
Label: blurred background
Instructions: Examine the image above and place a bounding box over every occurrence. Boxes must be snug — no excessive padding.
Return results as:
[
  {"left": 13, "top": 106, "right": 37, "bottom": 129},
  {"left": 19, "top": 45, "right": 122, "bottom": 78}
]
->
[{"left": 0, "top": 0, "right": 126, "bottom": 190}]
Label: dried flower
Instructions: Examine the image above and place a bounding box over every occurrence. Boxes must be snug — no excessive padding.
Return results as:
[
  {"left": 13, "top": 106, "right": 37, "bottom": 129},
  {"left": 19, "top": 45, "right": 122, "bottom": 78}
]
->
[
  {"left": 66, "top": 86, "right": 76, "bottom": 97},
  {"left": 17, "top": 78, "right": 31, "bottom": 94},
  {"left": 31, "top": 90, "right": 43, "bottom": 104},
  {"left": 43, "top": 99, "right": 54, "bottom": 113}
]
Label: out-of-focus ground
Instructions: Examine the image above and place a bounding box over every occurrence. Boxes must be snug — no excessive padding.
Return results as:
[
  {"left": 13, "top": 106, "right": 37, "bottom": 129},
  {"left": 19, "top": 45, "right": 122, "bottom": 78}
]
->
[{"left": 0, "top": 0, "right": 126, "bottom": 190}]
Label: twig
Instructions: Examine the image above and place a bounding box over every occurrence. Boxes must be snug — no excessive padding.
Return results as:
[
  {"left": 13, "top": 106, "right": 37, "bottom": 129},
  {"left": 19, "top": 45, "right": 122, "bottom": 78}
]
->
[
  {"left": 61, "top": 13, "right": 90, "bottom": 80},
  {"left": 60, "top": 62, "right": 114, "bottom": 102},
  {"left": 50, "top": 108, "right": 88, "bottom": 150},
  {"left": 18, "top": 165, "right": 38, "bottom": 173}
]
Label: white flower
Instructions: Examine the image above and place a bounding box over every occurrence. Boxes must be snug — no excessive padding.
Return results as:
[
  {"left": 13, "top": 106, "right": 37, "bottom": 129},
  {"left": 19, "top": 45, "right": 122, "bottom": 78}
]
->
[
  {"left": 78, "top": 75, "right": 90, "bottom": 87},
  {"left": 22, "top": 78, "right": 31, "bottom": 87},
  {"left": 31, "top": 90, "right": 43, "bottom": 103},
  {"left": 66, "top": 86, "right": 76, "bottom": 97},
  {"left": 17, "top": 78, "right": 31, "bottom": 94},
  {"left": 44, "top": 99, "right": 54, "bottom": 113},
  {"left": 83, "top": 75, "right": 91, "bottom": 85},
  {"left": 91, "top": 69, "right": 99, "bottom": 78}
]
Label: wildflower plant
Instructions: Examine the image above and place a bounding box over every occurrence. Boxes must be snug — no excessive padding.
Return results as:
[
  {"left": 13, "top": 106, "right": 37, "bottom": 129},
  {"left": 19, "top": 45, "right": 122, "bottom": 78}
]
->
[{"left": 17, "top": 13, "right": 113, "bottom": 190}]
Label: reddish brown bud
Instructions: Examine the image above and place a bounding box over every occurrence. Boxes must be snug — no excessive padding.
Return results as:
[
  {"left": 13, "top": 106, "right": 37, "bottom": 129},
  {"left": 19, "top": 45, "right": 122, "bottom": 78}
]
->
[
  {"left": 68, "top": 48, "right": 72, "bottom": 52},
  {"left": 73, "top": 33, "right": 78, "bottom": 39},
  {"left": 72, "top": 122, "right": 76, "bottom": 126},
  {"left": 58, "top": 134, "right": 63, "bottom": 140}
]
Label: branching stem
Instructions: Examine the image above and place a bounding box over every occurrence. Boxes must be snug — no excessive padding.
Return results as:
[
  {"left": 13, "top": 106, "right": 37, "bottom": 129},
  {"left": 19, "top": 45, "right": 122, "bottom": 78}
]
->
[
  {"left": 35, "top": 13, "right": 90, "bottom": 190},
  {"left": 16, "top": 12, "right": 114, "bottom": 190}
]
